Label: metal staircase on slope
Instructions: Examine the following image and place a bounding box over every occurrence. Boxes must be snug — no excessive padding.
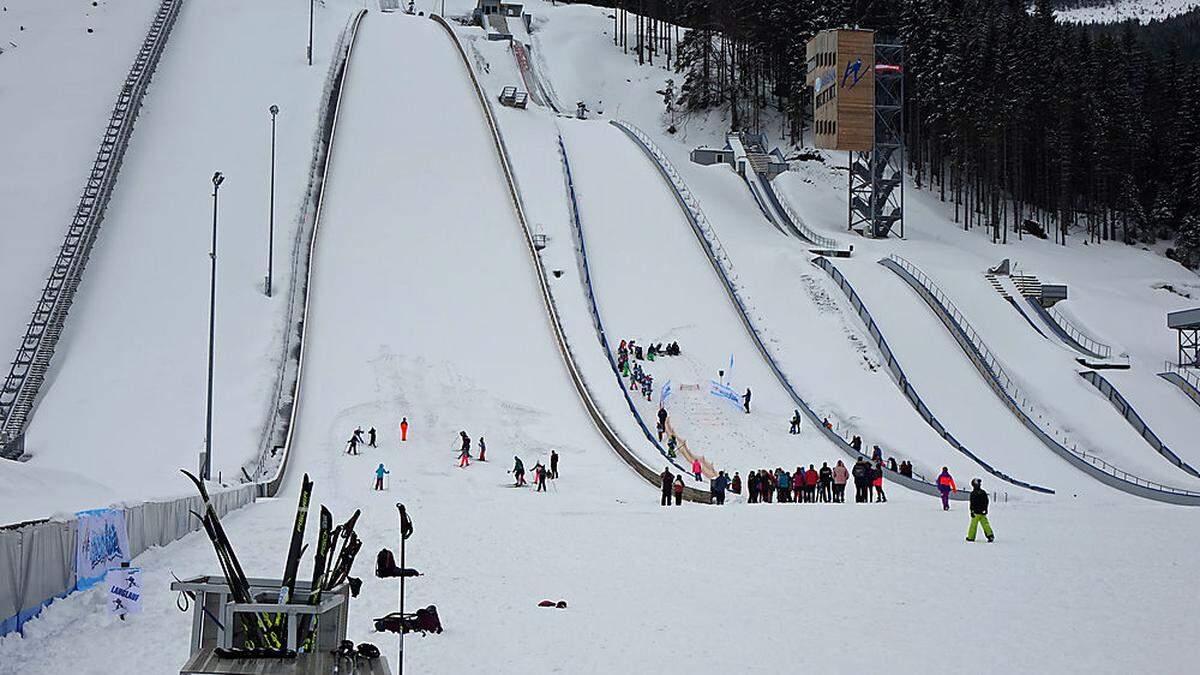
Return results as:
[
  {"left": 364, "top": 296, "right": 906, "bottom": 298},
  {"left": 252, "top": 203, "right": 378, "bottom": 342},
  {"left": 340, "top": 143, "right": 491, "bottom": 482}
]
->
[{"left": 0, "top": 0, "right": 183, "bottom": 458}]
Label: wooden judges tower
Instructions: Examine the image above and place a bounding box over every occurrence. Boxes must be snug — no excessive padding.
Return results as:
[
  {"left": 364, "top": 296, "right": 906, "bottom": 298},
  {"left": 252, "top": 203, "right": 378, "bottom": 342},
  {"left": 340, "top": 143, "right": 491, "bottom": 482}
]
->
[{"left": 806, "top": 28, "right": 905, "bottom": 238}]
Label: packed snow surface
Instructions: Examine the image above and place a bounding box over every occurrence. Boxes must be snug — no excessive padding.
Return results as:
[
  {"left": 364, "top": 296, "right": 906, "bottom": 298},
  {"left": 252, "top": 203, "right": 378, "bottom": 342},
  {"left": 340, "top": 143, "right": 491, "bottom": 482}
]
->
[{"left": 2, "top": 2, "right": 1200, "bottom": 673}]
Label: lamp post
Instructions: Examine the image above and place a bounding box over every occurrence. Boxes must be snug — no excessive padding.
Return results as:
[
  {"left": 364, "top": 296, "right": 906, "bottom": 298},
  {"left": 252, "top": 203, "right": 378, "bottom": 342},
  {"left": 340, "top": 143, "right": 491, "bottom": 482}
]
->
[
  {"left": 266, "top": 105, "right": 278, "bottom": 297},
  {"left": 204, "top": 171, "right": 224, "bottom": 481},
  {"left": 308, "top": 0, "right": 314, "bottom": 66}
]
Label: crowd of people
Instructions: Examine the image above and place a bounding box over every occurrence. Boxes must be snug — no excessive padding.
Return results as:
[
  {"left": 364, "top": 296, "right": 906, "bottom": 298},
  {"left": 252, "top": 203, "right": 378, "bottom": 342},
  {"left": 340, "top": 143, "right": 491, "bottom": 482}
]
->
[{"left": 617, "top": 338, "right": 680, "bottom": 402}]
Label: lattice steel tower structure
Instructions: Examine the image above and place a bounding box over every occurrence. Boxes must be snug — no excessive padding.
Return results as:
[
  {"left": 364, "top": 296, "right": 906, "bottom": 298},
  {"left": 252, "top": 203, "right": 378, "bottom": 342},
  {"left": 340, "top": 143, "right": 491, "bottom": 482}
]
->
[{"left": 848, "top": 41, "right": 904, "bottom": 238}]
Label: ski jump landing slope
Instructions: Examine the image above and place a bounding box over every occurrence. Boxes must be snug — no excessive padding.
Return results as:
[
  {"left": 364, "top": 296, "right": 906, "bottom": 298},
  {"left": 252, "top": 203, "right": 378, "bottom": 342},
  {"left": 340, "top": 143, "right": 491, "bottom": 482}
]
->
[
  {"left": 1, "top": 0, "right": 349, "bottom": 523},
  {"left": 835, "top": 258, "right": 1110, "bottom": 499}
]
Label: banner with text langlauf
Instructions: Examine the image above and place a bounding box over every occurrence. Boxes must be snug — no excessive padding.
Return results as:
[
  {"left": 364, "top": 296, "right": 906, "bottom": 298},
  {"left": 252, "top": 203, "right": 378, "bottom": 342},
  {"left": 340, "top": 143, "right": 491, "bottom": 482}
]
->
[
  {"left": 709, "top": 380, "right": 741, "bottom": 408},
  {"left": 106, "top": 567, "right": 143, "bottom": 616},
  {"left": 75, "top": 508, "right": 131, "bottom": 590}
]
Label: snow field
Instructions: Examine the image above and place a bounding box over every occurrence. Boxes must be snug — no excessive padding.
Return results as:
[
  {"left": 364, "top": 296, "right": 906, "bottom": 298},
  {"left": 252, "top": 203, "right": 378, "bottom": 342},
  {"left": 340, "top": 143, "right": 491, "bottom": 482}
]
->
[
  {"left": 0, "top": 0, "right": 159, "bottom": 366},
  {"left": 0, "top": 0, "right": 356, "bottom": 523}
]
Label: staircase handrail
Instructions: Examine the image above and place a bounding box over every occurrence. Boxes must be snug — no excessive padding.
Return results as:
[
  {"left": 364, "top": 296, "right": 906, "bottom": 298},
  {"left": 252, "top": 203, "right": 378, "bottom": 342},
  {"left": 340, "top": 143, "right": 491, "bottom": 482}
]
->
[
  {"left": 1047, "top": 305, "right": 1112, "bottom": 359},
  {"left": 0, "top": 0, "right": 185, "bottom": 449}
]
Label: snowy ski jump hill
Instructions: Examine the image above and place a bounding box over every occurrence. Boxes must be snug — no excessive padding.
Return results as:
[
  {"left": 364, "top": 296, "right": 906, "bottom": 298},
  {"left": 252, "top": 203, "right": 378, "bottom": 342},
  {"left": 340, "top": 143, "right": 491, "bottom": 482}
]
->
[{"left": 2, "top": 2, "right": 1200, "bottom": 673}]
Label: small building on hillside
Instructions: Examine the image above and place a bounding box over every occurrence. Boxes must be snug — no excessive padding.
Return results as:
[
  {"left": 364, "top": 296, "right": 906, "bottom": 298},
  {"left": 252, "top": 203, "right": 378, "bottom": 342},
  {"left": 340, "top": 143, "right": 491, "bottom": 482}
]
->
[
  {"left": 690, "top": 133, "right": 789, "bottom": 180},
  {"left": 475, "top": 0, "right": 523, "bottom": 19}
]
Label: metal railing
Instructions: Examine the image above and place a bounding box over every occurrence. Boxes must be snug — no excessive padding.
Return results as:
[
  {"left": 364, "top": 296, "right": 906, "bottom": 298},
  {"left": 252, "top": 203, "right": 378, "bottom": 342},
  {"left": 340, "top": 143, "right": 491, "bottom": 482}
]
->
[
  {"left": 433, "top": 18, "right": 711, "bottom": 501},
  {"left": 883, "top": 255, "right": 1200, "bottom": 502},
  {"left": 244, "top": 10, "right": 368, "bottom": 490},
  {"left": 773, "top": 189, "right": 840, "bottom": 251},
  {"left": 813, "top": 257, "right": 1053, "bottom": 494},
  {"left": 1163, "top": 361, "right": 1200, "bottom": 392},
  {"left": 0, "top": 0, "right": 183, "bottom": 453},
  {"left": 1046, "top": 304, "right": 1112, "bottom": 359},
  {"left": 1079, "top": 371, "right": 1199, "bottom": 478},
  {"left": 611, "top": 119, "right": 961, "bottom": 501}
]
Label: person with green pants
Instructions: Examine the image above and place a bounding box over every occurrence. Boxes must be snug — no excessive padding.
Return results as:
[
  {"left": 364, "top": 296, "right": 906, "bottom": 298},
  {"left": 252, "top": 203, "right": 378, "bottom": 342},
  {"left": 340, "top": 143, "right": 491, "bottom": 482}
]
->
[{"left": 966, "top": 478, "right": 995, "bottom": 542}]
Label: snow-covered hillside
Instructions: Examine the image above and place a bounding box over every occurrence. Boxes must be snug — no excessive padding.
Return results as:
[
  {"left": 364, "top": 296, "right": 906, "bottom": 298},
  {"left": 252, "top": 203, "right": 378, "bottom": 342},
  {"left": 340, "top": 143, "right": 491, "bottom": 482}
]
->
[
  {"left": 1056, "top": 0, "right": 1200, "bottom": 23},
  {"left": 2, "top": 2, "right": 1199, "bottom": 673}
]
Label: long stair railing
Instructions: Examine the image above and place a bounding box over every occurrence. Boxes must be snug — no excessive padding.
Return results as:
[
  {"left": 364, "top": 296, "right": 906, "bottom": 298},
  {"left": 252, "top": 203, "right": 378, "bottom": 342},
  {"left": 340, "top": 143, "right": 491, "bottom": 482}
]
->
[
  {"left": 611, "top": 119, "right": 963, "bottom": 501},
  {"left": 0, "top": 0, "right": 184, "bottom": 456},
  {"left": 882, "top": 254, "right": 1200, "bottom": 504},
  {"left": 1033, "top": 301, "right": 1112, "bottom": 359},
  {"left": 245, "top": 9, "right": 369, "bottom": 494},
  {"left": 433, "top": 18, "right": 711, "bottom": 501},
  {"left": 812, "top": 257, "right": 1053, "bottom": 493}
]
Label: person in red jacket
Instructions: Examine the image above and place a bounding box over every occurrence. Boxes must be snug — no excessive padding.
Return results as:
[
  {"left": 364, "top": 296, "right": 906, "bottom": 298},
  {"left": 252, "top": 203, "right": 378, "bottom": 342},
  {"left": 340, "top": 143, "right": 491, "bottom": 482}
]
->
[
  {"left": 873, "top": 459, "right": 887, "bottom": 503},
  {"left": 399, "top": 417, "right": 409, "bottom": 442},
  {"left": 805, "top": 465, "right": 819, "bottom": 503},
  {"left": 692, "top": 458, "right": 703, "bottom": 482},
  {"left": 937, "top": 467, "right": 957, "bottom": 511}
]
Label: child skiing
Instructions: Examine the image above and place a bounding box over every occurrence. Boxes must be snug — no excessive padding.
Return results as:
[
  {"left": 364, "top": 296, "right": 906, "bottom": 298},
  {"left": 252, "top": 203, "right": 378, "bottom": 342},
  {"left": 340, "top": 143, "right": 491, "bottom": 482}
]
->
[
  {"left": 374, "top": 463, "right": 389, "bottom": 491},
  {"left": 533, "top": 462, "right": 548, "bottom": 492},
  {"left": 458, "top": 431, "right": 471, "bottom": 468},
  {"left": 478, "top": 437, "right": 487, "bottom": 461},
  {"left": 346, "top": 434, "right": 359, "bottom": 455}
]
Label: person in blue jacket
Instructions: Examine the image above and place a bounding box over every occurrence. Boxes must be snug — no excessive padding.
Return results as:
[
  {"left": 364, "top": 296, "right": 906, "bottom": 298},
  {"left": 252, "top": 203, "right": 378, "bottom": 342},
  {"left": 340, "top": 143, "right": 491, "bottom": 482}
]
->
[
  {"left": 374, "top": 463, "right": 390, "bottom": 491},
  {"left": 777, "top": 468, "right": 791, "bottom": 503}
]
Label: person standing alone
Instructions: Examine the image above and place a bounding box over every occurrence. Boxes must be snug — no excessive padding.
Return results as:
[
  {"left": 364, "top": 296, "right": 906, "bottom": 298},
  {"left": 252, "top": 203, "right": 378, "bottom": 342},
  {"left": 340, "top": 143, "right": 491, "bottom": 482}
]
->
[
  {"left": 937, "top": 467, "right": 956, "bottom": 511},
  {"left": 966, "top": 479, "right": 995, "bottom": 542},
  {"left": 550, "top": 449, "right": 559, "bottom": 478},
  {"left": 374, "top": 463, "right": 389, "bottom": 491},
  {"left": 742, "top": 388, "right": 752, "bottom": 414},
  {"left": 399, "top": 417, "right": 409, "bottom": 442}
]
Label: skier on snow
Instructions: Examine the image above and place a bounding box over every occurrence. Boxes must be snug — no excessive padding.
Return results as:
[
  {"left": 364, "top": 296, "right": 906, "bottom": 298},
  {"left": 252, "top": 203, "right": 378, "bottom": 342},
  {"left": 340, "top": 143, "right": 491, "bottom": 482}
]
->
[
  {"left": 533, "top": 462, "right": 548, "bottom": 492},
  {"left": 478, "top": 437, "right": 487, "bottom": 462},
  {"left": 550, "top": 449, "right": 559, "bottom": 478},
  {"left": 512, "top": 456, "right": 526, "bottom": 487},
  {"left": 374, "top": 463, "right": 389, "bottom": 491},
  {"left": 458, "top": 431, "right": 471, "bottom": 468},
  {"left": 368, "top": 427, "right": 377, "bottom": 448}
]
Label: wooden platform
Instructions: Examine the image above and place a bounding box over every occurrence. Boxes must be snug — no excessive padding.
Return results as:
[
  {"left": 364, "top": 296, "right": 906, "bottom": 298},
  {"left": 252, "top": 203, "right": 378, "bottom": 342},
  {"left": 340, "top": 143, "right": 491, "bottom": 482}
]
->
[{"left": 181, "top": 648, "right": 392, "bottom": 675}]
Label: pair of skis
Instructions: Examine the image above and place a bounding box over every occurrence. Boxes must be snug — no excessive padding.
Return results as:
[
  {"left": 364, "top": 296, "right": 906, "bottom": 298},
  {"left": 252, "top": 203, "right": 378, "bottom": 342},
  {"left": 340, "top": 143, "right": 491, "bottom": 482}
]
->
[{"left": 301, "top": 507, "right": 362, "bottom": 651}]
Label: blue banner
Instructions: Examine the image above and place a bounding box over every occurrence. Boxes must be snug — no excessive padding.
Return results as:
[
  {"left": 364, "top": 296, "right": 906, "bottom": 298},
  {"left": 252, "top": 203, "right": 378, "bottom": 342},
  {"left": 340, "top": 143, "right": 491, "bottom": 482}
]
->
[
  {"left": 75, "top": 508, "right": 130, "bottom": 591},
  {"left": 660, "top": 380, "right": 673, "bottom": 406},
  {"left": 709, "top": 380, "right": 740, "bottom": 407}
]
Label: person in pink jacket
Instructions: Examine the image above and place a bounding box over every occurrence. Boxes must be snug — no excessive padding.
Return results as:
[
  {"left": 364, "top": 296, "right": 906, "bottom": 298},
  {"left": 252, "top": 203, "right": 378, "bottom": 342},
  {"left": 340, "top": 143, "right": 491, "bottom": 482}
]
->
[
  {"left": 692, "top": 458, "right": 702, "bottom": 482},
  {"left": 832, "top": 460, "right": 850, "bottom": 503}
]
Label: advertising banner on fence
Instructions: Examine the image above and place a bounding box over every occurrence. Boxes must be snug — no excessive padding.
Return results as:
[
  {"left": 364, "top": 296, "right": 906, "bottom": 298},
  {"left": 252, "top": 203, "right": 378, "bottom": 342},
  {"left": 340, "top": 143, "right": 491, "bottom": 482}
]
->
[
  {"left": 75, "top": 508, "right": 130, "bottom": 590},
  {"left": 660, "top": 380, "right": 673, "bottom": 407},
  {"left": 709, "top": 380, "right": 741, "bottom": 408},
  {"left": 105, "top": 567, "right": 143, "bottom": 617}
]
